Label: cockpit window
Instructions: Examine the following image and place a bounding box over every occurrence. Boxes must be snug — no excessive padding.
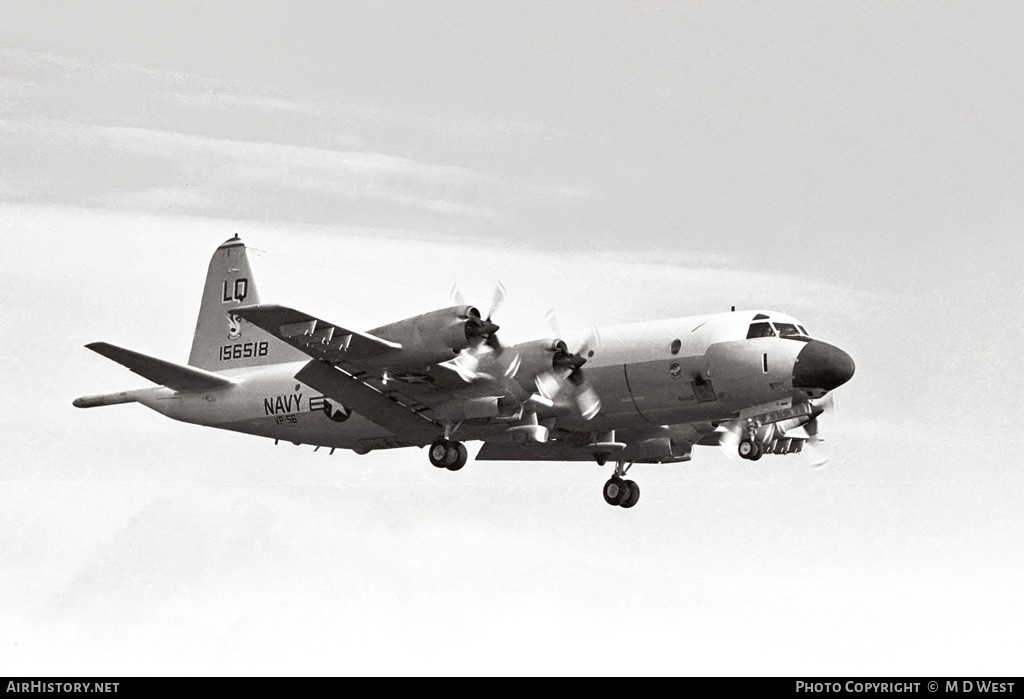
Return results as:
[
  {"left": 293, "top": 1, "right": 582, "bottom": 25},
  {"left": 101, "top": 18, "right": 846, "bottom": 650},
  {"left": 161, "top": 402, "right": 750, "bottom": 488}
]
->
[
  {"left": 746, "top": 322, "right": 776, "bottom": 339},
  {"left": 798, "top": 325, "right": 808, "bottom": 335},
  {"left": 774, "top": 322, "right": 802, "bottom": 338}
]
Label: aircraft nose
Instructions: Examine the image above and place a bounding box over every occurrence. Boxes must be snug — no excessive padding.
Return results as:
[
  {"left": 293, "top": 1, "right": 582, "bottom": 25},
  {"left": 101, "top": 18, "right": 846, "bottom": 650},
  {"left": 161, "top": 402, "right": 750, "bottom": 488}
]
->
[{"left": 792, "top": 340, "right": 855, "bottom": 392}]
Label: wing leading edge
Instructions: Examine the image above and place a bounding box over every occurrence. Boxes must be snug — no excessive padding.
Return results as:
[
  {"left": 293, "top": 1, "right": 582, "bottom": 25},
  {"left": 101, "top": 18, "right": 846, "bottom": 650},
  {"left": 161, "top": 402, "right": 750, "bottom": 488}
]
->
[{"left": 233, "top": 304, "right": 401, "bottom": 363}]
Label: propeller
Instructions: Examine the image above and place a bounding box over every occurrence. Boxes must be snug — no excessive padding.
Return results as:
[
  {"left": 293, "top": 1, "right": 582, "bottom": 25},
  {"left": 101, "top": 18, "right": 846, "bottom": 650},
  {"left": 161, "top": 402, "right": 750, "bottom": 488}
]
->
[
  {"left": 463, "top": 309, "right": 501, "bottom": 346},
  {"left": 450, "top": 281, "right": 510, "bottom": 382},
  {"left": 533, "top": 310, "right": 602, "bottom": 420},
  {"left": 450, "top": 294, "right": 602, "bottom": 422},
  {"left": 452, "top": 281, "right": 505, "bottom": 351},
  {"left": 804, "top": 392, "right": 837, "bottom": 469},
  {"left": 483, "top": 281, "right": 506, "bottom": 352},
  {"left": 717, "top": 421, "right": 744, "bottom": 460},
  {"left": 449, "top": 282, "right": 466, "bottom": 306}
]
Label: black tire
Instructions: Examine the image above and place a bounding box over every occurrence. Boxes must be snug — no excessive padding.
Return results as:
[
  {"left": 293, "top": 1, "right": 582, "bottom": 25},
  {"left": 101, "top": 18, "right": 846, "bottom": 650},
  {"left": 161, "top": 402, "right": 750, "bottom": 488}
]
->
[
  {"left": 749, "top": 442, "right": 764, "bottom": 461},
  {"left": 738, "top": 440, "right": 754, "bottom": 460},
  {"left": 603, "top": 477, "right": 625, "bottom": 506},
  {"left": 620, "top": 480, "right": 640, "bottom": 508},
  {"left": 446, "top": 442, "right": 469, "bottom": 471},
  {"left": 428, "top": 440, "right": 450, "bottom": 468}
]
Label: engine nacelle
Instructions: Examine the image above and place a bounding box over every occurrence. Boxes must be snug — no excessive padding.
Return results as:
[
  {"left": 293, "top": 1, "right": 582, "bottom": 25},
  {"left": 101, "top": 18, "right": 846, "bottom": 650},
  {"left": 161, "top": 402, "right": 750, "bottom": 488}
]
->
[
  {"left": 366, "top": 305, "right": 483, "bottom": 369},
  {"left": 505, "top": 338, "right": 565, "bottom": 389}
]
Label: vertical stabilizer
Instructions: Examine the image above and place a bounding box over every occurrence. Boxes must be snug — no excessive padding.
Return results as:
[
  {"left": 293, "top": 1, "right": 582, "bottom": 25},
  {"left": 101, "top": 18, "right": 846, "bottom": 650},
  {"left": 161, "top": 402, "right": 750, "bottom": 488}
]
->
[{"left": 188, "top": 236, "right": 306, "bottom": 371}]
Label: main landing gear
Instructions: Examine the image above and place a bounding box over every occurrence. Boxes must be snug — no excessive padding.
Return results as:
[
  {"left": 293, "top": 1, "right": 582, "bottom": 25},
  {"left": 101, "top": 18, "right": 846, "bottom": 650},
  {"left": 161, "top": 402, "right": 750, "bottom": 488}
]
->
[
  {"left": 428, "top": 439, "right": 468, "bottom": 471},
  {"left": 602, "top": 460, "right": 640, "bottom": 509}
]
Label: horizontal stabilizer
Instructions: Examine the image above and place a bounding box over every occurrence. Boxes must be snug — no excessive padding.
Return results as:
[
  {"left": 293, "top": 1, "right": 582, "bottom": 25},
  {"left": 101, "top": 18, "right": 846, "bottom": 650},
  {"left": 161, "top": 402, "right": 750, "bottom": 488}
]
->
[{"left": 85, "top": 342, "right": 235, "bottom": 392}]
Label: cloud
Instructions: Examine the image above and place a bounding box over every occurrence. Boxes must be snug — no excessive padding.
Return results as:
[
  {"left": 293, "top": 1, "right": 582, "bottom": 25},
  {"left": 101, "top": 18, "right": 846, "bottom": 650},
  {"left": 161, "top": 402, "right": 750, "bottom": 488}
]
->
[
  {"left": 165, "top": 89, "right": 316, "bottom": 116},
  {"left": 0, "top": 47, "right": 587, "bottom": 229},
  {"left": 0, "top": 116, "right": 583, "bottom": 225}
]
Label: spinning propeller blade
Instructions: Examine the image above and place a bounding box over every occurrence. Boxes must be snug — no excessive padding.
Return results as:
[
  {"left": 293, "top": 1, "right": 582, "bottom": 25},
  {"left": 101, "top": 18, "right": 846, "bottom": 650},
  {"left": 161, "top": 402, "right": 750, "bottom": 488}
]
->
[
  {"left": 717, "top": 422, "right": 743, "bottom": 460},
  {"left": 449, "top": 281, "right": 508, "bottom": 381},
  {"left": 533, "top": 310, "right": 602, "bottom": 419},
  {"left": 805, "top": 393, "right": 837, "bottom": 469}
]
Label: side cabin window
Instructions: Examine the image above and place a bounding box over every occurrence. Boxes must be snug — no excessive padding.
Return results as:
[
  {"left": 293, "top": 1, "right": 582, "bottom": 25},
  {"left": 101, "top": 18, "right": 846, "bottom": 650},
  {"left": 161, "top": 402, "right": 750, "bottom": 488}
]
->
[{"left": 746, "top": 322, "right": 776, "bottom": 339}]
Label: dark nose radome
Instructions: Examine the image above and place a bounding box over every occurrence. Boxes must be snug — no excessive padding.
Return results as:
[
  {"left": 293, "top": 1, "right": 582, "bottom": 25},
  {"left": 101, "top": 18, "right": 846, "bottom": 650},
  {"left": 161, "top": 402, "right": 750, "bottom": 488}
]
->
[{"left": 792, "top": 340, "right": 855, "bottom": 392}]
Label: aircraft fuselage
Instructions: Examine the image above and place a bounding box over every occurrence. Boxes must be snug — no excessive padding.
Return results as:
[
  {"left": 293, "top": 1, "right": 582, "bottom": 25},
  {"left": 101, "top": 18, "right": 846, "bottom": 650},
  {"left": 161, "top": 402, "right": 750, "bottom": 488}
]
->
[{"left": 125, "top": 309, "right": 851, "bottom": 454}]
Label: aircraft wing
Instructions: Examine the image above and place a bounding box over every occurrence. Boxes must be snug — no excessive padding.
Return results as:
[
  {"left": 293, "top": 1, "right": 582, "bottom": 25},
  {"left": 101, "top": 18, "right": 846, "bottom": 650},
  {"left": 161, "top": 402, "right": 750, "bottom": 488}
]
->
[
  {"left": 294, "top": 360, "right": 440, "bottom": 445},
  {"left": 233, "top": 304, "right": 401, "bottom": 362},
  {"left": 236, "top": 304, "right": 516, "bottom": 437},
  {"left": 234, "top": 303, "right": 473, "bottom": 394}
]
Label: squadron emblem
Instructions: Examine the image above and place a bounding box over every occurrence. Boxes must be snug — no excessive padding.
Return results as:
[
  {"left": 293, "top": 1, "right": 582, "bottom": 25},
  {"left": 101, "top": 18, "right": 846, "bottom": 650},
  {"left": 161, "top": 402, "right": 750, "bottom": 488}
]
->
[{"left": 227, "top": 314, "right": 242, "bottom": 340}]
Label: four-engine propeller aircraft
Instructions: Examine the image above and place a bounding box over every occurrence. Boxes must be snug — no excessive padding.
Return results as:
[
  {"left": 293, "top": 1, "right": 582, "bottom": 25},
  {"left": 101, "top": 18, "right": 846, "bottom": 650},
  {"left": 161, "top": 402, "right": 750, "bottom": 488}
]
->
[{"left": 74, "top": 236, "right": 855, "bottom": 508}]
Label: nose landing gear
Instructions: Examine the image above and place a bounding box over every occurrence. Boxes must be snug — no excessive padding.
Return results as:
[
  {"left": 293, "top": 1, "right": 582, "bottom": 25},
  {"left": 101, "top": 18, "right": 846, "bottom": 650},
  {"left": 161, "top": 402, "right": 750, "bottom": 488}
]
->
[
  {"left": 602, "top": 460, "right": 640, "bottom": 508},
  {"left": 737, "top": 418, "right": 764, "bottom": 461},
  {"left": 738, "top": 439, "right": 764, "bottom": 461}
]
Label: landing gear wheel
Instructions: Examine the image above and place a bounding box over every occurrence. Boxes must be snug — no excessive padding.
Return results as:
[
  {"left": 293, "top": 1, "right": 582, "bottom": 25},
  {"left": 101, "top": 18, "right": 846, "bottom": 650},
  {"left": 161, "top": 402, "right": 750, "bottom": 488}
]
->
[
  {"left": 603, "top": 477, "right": 626, "bottom": 506},
  {"left": 445, "top": 442, "right": 468, "bottom": 471},
  {"left": 749, "top": 442, "right": 764, "bottom": 461},
  {"left": 738, "top": 440, "right": 755, "bottom": 460},
  {"left": 429, "top": 440, "right": 451, "bottom": 468},
  {"left": 619, "top": 480, "right": 640, "bottom": 508}
]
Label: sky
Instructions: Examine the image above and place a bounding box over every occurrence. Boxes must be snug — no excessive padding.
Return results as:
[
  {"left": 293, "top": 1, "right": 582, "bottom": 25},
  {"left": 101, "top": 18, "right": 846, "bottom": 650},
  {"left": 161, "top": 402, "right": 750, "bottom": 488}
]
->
[{"left": 2, "top": 1, "right": 1023, "bottom": 676}]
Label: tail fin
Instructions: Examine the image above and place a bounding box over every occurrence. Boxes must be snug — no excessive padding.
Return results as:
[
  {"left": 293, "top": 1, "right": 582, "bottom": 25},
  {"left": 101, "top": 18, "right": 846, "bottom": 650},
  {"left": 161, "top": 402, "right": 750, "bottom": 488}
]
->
[{"left": 188, "top": 236, "right": 307, "bottom": 371}]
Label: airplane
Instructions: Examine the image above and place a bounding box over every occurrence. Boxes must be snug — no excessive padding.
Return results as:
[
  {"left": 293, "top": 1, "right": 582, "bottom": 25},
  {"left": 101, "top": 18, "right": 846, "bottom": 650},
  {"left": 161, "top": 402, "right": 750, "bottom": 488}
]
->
[{"left": 73, "top": 236, "right": 855, "bottom": 508}]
